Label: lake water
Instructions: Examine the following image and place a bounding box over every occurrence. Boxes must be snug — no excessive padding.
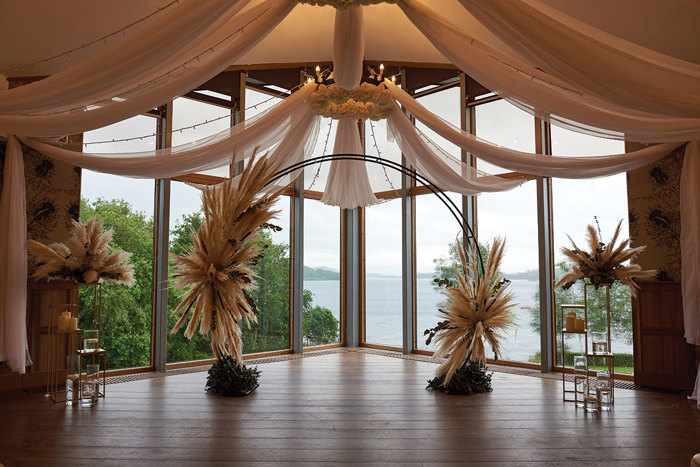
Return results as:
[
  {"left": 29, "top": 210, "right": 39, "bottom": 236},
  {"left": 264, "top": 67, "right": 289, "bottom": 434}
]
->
[{"left": 304, "top": 278, "right": 632, "bottom": 362}]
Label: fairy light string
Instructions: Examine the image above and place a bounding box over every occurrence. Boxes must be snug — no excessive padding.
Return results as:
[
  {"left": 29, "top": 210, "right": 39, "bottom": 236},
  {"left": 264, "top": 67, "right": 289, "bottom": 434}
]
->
[{"left": 3, "top": 0, "right": 181, "bottom": 74}]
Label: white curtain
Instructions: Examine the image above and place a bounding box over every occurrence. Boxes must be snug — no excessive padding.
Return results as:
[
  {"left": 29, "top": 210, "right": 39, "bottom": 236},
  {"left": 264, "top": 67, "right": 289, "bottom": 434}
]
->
[
  {"left": 387, "top": 103, "right": 522, "bottom": 195},
  {"left": 385, "top": 81, "right": 681, "bottom": 178},
  {"left": 0, "top": 136, "right": 28, "bottom": 373},
  {"left": 0, "top": 1, "right": 250, "bottom": 116},
  {"left": 332, "top": 7, "right": 365, "bottom": 90},
  {"left": 321, "top": 118, "right": 379, "bottom": 209},
  {"left": 0, "top": 0, "right": 297, "bottom": 137},
  {"left": 19, "top": 84, "right": 317, "bottom": 178},
  {"left": 681, "top": 141, "right": 700, "bottom": 346},
  {"left": 458, "top": 0, "right": 700, "bottom": 119},
  {"left": 397, "top": 0, "right": 700, "bottom": 143}
]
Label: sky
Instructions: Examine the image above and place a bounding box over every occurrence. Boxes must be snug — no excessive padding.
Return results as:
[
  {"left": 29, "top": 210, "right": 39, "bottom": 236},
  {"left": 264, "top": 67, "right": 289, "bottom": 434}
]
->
[{"left": 81, "top": 86, "right": 628, "bottom": 277}]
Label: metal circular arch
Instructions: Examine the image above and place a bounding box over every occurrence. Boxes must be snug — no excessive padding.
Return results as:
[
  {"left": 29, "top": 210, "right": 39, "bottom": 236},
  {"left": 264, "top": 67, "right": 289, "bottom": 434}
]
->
[{"left": 267, "top": 153, "right": 485, "bottom": 275}]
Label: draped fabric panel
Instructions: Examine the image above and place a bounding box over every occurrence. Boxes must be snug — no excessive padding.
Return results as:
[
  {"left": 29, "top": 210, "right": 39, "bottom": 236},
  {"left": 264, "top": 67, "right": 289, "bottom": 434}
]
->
[
  {"left": 0, "top": 0, "right": 297, "bottom": 137},
  {"left": 19, "top": 83, "right": 317, "bottom": 178},
  {"left": 0, "top": 136, "right": 28, "bottom": 373},
  {"left": 321, "top": 118, "right": 379, "bottom": 209},
  {"left": 397, "top": 0, "right": 700, "bottom": 143},
  {"left": 332, "top": 7, "right": 365, "bottom": 90},
  {"left": 385, "top": 81, "right": 681, "bottom": 178},
  {"left": 387, "top": 104, "right": 522, "bottom": 195},
  {"left": 681, "top": 141, "right": 700, "bottom": 347},
  {"left": 458, "top": 0, "right": 700, "bottom": 119},
  {"left": 0, "top": 1, "right": 250, "bottom": 116}
]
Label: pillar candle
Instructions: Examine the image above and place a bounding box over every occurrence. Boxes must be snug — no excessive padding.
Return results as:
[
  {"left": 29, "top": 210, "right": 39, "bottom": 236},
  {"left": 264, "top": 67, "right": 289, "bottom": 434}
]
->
[
  {"left": 575, "top": 317, "right": 585, "bottom": 332},
  {"left": 56, "top": 315, "right": 66, "bottom": 331},
  {"left": 69, "top": 317, "right": 79, "bottom": 330},
  {"left": 565, "top": 315, "right": 575, "bottom": 331}
]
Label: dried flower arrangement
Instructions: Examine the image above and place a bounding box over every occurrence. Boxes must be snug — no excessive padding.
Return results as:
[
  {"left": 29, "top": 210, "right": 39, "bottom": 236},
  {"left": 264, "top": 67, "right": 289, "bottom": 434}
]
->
[
  {"left": 298, "top": 0, "right": 397, "bottom": 9},
  {"left": 310, "top": 82, "right": 394, "bottom": 120},
  {"left": 556, "top": 218, "right": 656, "bottom": 296},
  {"left": 169, "top": 155, "right": 283, "bottom": 363},
  {"left": 425, "top": 238, "right": 516, "bottom": 392},
  {"left": 27, "top": 217, "right": 134, "bottom": 285}
]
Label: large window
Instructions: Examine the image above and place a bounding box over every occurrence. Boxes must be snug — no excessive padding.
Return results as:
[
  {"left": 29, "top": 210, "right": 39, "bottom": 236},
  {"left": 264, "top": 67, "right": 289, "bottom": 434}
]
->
[
  {"left": 81, "top": 115, "right": 157, "bottom": 370},
  {"left": 551, "top": 126, "right": 632, "bottom": 374},
  {"left": 363, "top": 198, "right": 403, "bottom": 348},
  {"left": 304, "top": 200, "right": 341, "bottom": 346},
  {"left": 414, "top": 87, "right": 463, "bottom": 352},
  {"left": 475, "top": 100, "right": 541, "bottom": 364}
]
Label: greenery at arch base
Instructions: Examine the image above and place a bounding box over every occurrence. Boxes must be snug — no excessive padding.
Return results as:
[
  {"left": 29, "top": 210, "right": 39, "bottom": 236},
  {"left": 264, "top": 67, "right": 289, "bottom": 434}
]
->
[{"left": 78, "top": 198, "right": 340, "bottom": 370}]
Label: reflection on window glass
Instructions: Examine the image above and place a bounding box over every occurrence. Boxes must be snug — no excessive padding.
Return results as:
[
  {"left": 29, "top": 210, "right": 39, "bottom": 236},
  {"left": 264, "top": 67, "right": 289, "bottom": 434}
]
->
[
  {"left": 81, "top": 115, "right": 156, "bottom": 369},
  {"left": 415, "top": 192, "right": 463, "bottom": 351},
  {"left": 474, "top": 98, "right": 540, "bottom": 364},
  {"left": 551, "top": 125, "right": 631, "bottom": 374},
  {"left": 304, "top": 199, "right": 341, "bottom": 346},
  {"left": 364, "top": 199, "right": 403, "bottom": 347}
]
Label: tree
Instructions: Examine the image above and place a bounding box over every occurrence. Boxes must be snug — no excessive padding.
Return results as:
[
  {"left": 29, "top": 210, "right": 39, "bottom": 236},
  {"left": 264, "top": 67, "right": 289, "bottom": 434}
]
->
[
  {"left": 79, "top": 198, "right": 153, "bottom": 369},
  {"left": 432, "top": 240, "right": 491, "bottom": 291},
  {"left": 303, "top": 304, "right": 339, "bottom": 346}
]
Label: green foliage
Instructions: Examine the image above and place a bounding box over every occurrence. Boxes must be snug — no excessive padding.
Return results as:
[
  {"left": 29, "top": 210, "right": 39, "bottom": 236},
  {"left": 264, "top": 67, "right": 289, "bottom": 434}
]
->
[
  {"left": 431, "top": 240, "right": 491, "bottom": 292},
  {"left": 79, "top": 198, "right": 153, "bottom": 369},
  {"left": 304, "top": 305, "right": 339, "bottom": 345},
  {"left": 528, "top": 350, "right": 634, "bottom": 373},
  {"left": 205, "top": 356, "right": 260, "bottom": 396},
  {"left": 427, "top": 361, "right": 493, "bottom": 394}
]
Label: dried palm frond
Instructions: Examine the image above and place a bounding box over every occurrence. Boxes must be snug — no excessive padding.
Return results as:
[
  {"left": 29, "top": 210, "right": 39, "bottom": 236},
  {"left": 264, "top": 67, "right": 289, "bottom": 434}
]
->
[
  {"left": 555, "top": 219, "right": 656, "bottom": 296},
  {"left": 432, "top": 238, "right": 516, "bottom": 386},
  {"left": 169, "top": 154, "right": 284, "bottom": 363},
  {"left": 27, "top": 217, "right": 134, "bottom": 285}
]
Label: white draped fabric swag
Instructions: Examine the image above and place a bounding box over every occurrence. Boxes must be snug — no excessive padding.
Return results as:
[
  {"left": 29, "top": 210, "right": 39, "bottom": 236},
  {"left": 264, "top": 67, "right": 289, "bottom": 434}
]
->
[{"left": 0, "top": 0, "right": 699, "bottom": 381}]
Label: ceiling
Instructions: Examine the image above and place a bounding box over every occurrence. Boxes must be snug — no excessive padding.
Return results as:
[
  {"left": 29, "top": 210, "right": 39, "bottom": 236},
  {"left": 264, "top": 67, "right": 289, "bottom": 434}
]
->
[{"left": 1, "top": 0, "right": 699, "bottom": 78}]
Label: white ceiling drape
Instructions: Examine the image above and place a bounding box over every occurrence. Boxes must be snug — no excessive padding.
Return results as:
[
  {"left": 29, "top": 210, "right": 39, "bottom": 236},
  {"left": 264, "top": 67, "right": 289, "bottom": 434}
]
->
[
  {"left": 398, "top": 0, "right": 700, "bottom": 143},
  {"left": 0, "top": 0, "right": 296, "bottom": 136},
  {"left": 458, "top": 0, "right": 700, "bottom": 119}
]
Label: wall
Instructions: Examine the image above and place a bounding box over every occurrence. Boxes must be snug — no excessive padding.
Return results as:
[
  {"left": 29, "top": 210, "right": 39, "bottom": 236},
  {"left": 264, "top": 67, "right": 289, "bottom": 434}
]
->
[{"left": 626, "top": 143, "right": 684, "bottom": 280}]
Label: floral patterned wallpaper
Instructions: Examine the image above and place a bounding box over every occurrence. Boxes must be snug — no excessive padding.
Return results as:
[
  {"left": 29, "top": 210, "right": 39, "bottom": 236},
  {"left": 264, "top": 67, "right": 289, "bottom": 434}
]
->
[
  {"left": 627, "top": 144, "right": 684, "bottom": 281},
  {"left": 0, "top": 141, "right": 81, "bottom": 246}
]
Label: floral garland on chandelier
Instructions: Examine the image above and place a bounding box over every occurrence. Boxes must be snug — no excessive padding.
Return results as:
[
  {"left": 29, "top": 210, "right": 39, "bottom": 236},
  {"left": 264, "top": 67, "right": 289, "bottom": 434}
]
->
[
  {"left": 298, "top": 0, "right": 397, "bottom": 9},
  {"left": 310, "top": 82, "right": 394, "bottom": 120}
]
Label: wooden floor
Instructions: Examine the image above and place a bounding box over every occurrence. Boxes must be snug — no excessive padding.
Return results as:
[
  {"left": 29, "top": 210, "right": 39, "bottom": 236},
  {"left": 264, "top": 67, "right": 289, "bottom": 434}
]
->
[{"left": 1, "top": 350, "right": 699, "bottom": 466}]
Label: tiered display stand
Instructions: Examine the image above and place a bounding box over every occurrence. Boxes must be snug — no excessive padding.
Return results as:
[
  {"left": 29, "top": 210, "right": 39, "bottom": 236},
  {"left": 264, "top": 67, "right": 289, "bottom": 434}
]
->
[
  {"left": 560, "top": 284, "right": 615, "bottom": 406},
  {"left": 46, "top": 283, "right": 106, "bottom": 403}
]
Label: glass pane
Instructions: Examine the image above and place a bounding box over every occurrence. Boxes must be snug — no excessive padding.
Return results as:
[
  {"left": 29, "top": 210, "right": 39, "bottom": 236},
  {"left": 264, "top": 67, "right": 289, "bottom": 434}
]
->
[
  {"left": 245, "top": 196, "right": 291, "bottom": 353},
  {"left": 414, "top": 88, "right": 463, "bottom": 352},
  {"left": 172, "top": 97, "right": 231, "bottom": 178},
  {"left": 475, "top": 99, "right": 536, "bottom": 173},
  {"left": 303, "top": 199, "right": 341, "bottom": 346},
  {"left": 474, "top": 99, "right": 539, "bottom": 364},
  {"left": 477, "top": 182, "right": 541, "bottom": 363},
  {"left": 415, "top": 192, "right": 463, "bottom": 352},
  {"left": 551, "top": 125, "right": 632, "bottom": 375},
  {"left": 81, "top": 115, "right": 156, "bottom": 370},
  {"left": 364, "top": 198, "right": 403, "bottom": 348}
]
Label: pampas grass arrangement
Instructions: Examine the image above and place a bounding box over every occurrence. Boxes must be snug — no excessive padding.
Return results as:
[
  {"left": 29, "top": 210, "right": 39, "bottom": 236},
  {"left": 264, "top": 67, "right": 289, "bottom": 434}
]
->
[
  {"left": 428, "top": 238, "right": 516, "bottom": 390},
  {"left": 27, "top": 217, "right": 134, "bottom": 285},
  {"left": 169, "top": 155, "right": 283, "bottom": 363},
  {"left": 555, "top": 218, "right": 656, "bottom": 296}
]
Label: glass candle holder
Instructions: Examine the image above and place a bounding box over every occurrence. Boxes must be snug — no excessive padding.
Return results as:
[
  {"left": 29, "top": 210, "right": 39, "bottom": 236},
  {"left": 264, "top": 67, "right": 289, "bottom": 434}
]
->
[
  {"left": 596, "top": 370, "right": 612, "bottom": 411},
  {"left": 81, "top": 363, "right": 100, "bottom": 407},
  {"left": 573, "top": 355, "right": 587, "bottom": 408},
  {"left": 65, "top": 355, "right": 80, "bottom": 406},
  {"left": 83, "top": 329, "right": 99, "bottom": 351},
  {"left": 591, "top": 332, "right": 608, "bottom": 354}
]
